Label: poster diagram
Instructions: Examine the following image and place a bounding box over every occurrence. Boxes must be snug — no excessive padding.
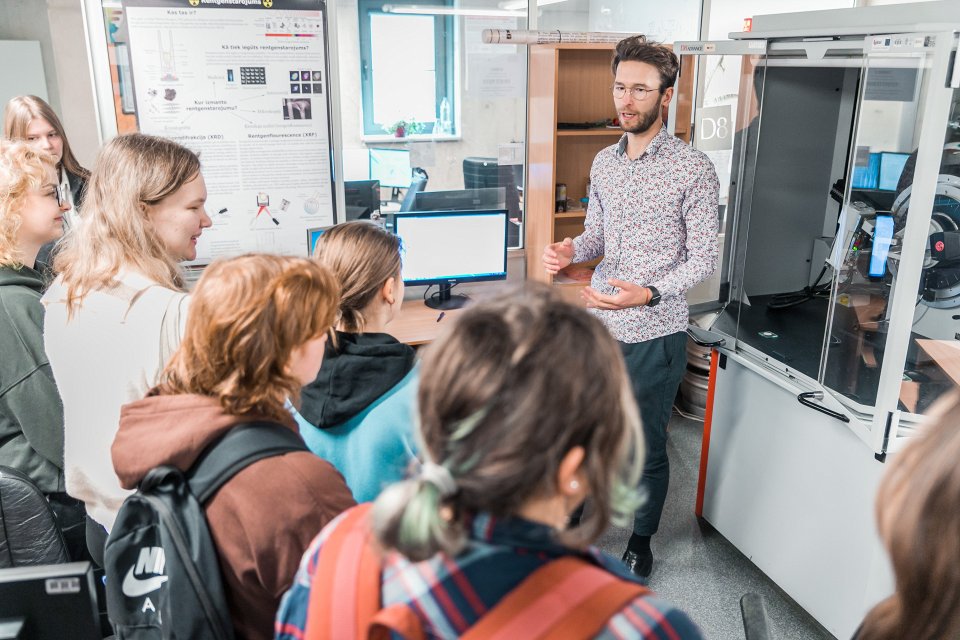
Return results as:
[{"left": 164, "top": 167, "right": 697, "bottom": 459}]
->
[{"left": 122, "top": 0, "right": 335, "bottom": 263}]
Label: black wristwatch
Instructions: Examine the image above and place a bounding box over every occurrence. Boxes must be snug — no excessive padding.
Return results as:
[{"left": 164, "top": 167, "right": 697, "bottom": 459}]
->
[{"left": 646, "top": 286, "right": 661, "bottom": 307}]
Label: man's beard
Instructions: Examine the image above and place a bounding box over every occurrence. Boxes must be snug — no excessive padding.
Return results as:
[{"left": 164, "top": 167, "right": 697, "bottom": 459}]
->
[{"left": 620, "top": 100, "right": 661, "bottom": 135}]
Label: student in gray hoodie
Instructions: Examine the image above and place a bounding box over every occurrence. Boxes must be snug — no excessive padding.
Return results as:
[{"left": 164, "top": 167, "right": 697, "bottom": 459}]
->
[{"left": 0, "top": 140, "right": 86, "bottom": 560}]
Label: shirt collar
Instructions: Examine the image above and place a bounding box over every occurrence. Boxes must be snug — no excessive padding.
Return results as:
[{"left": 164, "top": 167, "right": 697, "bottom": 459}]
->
[{"left": 616, "top": 123, "right": 670, "bottom": 159}]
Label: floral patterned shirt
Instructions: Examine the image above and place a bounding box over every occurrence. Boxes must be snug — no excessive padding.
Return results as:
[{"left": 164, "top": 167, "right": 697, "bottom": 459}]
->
[{"left": 573, "top": 126, "right": 720, "bottom": 343}]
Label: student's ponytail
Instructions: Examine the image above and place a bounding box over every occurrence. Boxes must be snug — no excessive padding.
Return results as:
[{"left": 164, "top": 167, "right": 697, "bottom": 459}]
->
[{"left": 372, "top": 459, "right": 465, "bottom": 562}]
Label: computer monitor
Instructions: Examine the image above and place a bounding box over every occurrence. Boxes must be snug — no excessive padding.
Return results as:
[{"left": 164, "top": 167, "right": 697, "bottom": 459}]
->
[
  {"left": 878, "top": 152, "right": 910, "bottom": 191},
  {"left": 369, "top": 148, "right": 412, "bottom": 189},
  {"left": 306, "top": 225, "right": 332, "bottom": 256},
  {"left": 852, "top": 152, "right": 880, "bottom": 190},
  {"left": 393, "top": 209, "right": 508, "bottom": 310},
  {"left": 412, "top": 187, "right": 506, "bottom": 213},
  {"left": 0, "top": 562, "right": 101, "bottom": 639},
  {"left": 343, "top": 180, "right": 381, "bottom": 221}
]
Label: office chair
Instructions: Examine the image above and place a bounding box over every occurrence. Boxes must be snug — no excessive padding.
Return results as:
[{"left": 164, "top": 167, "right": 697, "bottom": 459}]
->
[
  {"left": 463, "top": 157, "right": 499, "bottom": 189},
  {"left": 0, "top": 466, "right": 70, "bottom": 568},
  {"left": 399, "top": 177, "right": 429, "bottom": 212}
]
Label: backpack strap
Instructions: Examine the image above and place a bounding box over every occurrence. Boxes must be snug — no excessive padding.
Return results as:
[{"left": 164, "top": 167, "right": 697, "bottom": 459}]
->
[
  {"left": 460, "top": 556, "right": 649, "bottom": 640},
  {"left": 302, "top": 508, "right": 646, "bottom": 640},
  {"left": 303, "top": 503, "right": 385, "bottom": 640},
  {"left": 187, "top": 421, "right": 308, "bottom": 504}
]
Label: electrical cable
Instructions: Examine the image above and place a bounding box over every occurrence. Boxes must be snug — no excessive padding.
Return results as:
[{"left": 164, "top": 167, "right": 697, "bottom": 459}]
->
[{"left": 767, "top": 265, "right": 833, "bottom": 310}]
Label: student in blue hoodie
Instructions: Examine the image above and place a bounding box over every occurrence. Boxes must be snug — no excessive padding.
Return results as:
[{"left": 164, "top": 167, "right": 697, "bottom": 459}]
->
[{"left": 293, "top": 221, "right": 417, "bottom": 502}]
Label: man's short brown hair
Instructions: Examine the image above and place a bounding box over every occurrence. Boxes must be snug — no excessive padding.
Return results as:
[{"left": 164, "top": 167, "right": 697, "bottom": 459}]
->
[{"left": 612, "top": 36, "right": 680, "bottom": 92}]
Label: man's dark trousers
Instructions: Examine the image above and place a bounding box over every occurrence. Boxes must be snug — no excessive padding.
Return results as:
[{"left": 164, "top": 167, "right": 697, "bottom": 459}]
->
[{"left": 620, "top": 330, "right": 687, "bottom": 536}]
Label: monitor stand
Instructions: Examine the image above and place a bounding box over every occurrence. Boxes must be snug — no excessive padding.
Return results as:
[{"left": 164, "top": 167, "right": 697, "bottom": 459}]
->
[{"left": 426, "top": 283, "right": 470, "bottom": 310}]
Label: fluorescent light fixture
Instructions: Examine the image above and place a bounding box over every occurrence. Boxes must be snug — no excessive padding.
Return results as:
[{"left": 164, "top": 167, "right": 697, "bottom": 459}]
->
[
  {"left": 499, "top": 0, "right": 567, "bottom": 10},
  {"left": 382, "top": 4, "right": 524, "bottom": 16}
]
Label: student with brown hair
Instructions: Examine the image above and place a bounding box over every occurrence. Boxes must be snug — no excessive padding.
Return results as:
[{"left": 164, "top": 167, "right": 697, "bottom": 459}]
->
[
  {"left": 113, "top": 254, "right": 355, "bottom": 639},
  {"left": 4, "top": 95, "right": 90, "bottom": 267},
  {"left": 276, "top": 285, "right": 703, "bottom": 640},
  {"left": 294, "top": 220, "right": 417, "bottom": 502},
  {"left": 856, "top": 393, "right": 960, "bottom": 640},
  {"left": 42, "top": 133, "right": 212, "bottom": 561},
  {"left": 0, "top": 140, "right": 88, "bottom": 560}
]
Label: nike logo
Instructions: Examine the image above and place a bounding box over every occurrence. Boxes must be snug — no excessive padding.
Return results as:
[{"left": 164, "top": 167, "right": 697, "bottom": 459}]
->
[{"left": 122, "top": 566, "right": 168, "bottom": 598}]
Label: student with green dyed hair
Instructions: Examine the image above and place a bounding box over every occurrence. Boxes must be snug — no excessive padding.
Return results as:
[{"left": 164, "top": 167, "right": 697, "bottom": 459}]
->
[{"left": 276, "top": 284, "right": 704, "bottom": 640}]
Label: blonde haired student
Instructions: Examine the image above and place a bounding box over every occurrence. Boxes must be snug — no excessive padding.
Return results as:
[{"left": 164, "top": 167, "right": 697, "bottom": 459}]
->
[
  {"left": 42, "top": 133, "right": 211, "bottom": 562},
  {"left": 0, "top": 140, "right": 88, "bottom": 559},
  {"left": 113, "top": 254, "right": 355, "bottom": 639},
  {"left": 293, "top": 220, "right": 417, "bottom": 502},
  {"left": 277, "top": 285, "right": 703, "bottom": 640}
]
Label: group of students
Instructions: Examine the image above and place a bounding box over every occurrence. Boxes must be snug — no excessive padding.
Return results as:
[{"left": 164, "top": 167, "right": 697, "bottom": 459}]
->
[{"left": 0, "top": 93, "right": 957, "bottom": 640}]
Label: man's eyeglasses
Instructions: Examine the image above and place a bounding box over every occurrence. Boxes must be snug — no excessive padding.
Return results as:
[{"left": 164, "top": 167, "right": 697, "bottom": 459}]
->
[{"left": 611, "top": 85, "right": 660, "bottom": 101}]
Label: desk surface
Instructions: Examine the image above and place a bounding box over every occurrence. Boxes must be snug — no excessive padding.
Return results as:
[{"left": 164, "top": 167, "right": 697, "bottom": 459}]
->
[
  {"left": 917, "top": 339, "right": 960, "bottom": 387},
  {"left": 391, "top": 284, "right": 586, "bottom": 345},
  {"left": 391, "top": 300, "right": 464, "bottom": 345}
]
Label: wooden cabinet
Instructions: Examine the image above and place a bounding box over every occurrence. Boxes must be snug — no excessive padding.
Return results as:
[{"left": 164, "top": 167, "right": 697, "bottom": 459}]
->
[{"left": 523, "top": 43, "right": 692, "bottom": 295}]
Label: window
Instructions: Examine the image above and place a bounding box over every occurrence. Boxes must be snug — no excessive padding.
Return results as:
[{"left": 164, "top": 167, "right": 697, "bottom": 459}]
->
[{"left": 358, "top": 0, "right": 456, "bottom": 137}]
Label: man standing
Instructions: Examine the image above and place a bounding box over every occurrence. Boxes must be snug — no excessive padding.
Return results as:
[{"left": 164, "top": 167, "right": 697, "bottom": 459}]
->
[{"left": 543, "top": 36, "right": 719, "bottom": 583}]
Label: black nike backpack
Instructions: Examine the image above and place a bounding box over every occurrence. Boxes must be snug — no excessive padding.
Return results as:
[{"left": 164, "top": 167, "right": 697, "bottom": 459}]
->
[{"left": 103, "top": 422, "right": 308, "bottom": 639}]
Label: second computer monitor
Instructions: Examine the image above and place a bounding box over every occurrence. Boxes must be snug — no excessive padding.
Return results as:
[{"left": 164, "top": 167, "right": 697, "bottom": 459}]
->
[
  {"left": 343, "top": 179, "right": 380, "bottom": 221},
  {"left": 369, "top": 148, "right": 412, "bottom": 189},
  {"left": 411, "top": 187, "right": 506, "bottom": 213},
  {"left": 394, "top": 209, "right": 508, "bottom": 310}
]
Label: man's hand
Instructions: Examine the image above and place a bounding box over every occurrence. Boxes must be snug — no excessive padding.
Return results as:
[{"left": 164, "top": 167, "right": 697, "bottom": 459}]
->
[
  {"left": 543, "top": 238, "right": 574, "bottom": 275},
  {"left": 581, "top": 279, "right": 652, "bottom": 310}
]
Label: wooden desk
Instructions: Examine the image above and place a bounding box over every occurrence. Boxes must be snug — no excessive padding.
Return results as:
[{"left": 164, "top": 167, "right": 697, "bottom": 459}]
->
[
  {"left": 390, "top": 299, "right": 465, "bottom": 345},
  {"left": 917, "top": 339, "right": 960, "bottom": 387}
]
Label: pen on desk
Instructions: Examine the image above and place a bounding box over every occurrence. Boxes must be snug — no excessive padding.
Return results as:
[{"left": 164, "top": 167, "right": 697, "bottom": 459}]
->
[{"left": 436, "top": 312, "right": 445, "bottom": 323}]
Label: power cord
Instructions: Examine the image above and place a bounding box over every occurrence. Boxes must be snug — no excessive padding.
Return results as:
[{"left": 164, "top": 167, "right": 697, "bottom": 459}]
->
[{"left": 767, "top": 265, "right": 832, "bottom": 310}]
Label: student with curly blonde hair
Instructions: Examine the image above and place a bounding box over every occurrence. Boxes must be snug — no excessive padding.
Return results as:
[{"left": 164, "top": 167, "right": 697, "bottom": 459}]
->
[
  {"left": 42, "top": 133, "right": 212, "bottom": 562},
  {"left": 112, "top": 254, "right": 355, "bottom": 638},
  {"left": 0, "top": 140, "right": 88, "bottom": 559}
]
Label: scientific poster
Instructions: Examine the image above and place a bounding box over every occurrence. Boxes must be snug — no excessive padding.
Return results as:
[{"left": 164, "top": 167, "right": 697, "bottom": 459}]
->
[{"left": 122, "top": 0, "right": 335, "bottom": 263}]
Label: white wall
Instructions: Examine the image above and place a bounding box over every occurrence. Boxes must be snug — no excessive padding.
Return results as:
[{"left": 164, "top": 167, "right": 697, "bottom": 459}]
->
[
  {"left": 704, "top": 0, "right": 855, "bottom": 40},
  {"left": 0, "top": 0, "right": 100, "bottom": 168},
  {"left": 46, "top": 0, "right": 99, "bottom": 169},
  {"left": 587, "top": 0, "right": 701, "bottom": 42}
]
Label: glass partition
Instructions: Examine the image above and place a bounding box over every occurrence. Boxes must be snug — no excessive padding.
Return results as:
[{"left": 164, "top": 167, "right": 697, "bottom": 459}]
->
[
  {"left": 675, "top": 48, "right": 766, "bottom": 312},
  {"left": 821, "top": 39, "right": 940, "bottom": 413},
  {"left": 892, "top": 84, "right": 960, "bottom": 417}
]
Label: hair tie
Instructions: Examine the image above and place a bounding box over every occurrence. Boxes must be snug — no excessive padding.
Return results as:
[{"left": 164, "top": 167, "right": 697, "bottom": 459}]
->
[{"left": 420, "top": 461, "right": 457, "bottom": 498}]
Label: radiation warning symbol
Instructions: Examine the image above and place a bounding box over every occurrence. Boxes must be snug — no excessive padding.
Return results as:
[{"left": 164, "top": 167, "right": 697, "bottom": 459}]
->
[
  {"left": 263, "top": 0, "right": 273, "bottom": 7},
  {"left": 188, "top": 0, "right": 199, "bottom": 5}
]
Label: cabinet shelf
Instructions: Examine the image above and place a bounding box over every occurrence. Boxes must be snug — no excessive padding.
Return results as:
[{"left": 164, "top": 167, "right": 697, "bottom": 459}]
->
[
  {"left": 524, "top": 42, "right": 691, "bottom": 283},
  {"left": 557, "top": 128, "right": 623, "bottom": 137}
]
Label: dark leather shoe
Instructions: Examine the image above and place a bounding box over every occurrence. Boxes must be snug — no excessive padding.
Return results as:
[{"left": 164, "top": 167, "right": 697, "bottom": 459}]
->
[{"left": 621, "top": 548, "right": 653, "bottom": 584}]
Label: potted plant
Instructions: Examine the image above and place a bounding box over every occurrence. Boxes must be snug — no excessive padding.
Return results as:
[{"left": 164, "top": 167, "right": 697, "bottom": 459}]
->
[{"left": 384, "top": 119, "right": 424, "bottom": 138}]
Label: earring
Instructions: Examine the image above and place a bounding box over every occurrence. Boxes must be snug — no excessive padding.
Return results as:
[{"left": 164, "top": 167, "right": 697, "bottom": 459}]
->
[{"left": 569, "top": 480, "right": 580, "bottom": 490}]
